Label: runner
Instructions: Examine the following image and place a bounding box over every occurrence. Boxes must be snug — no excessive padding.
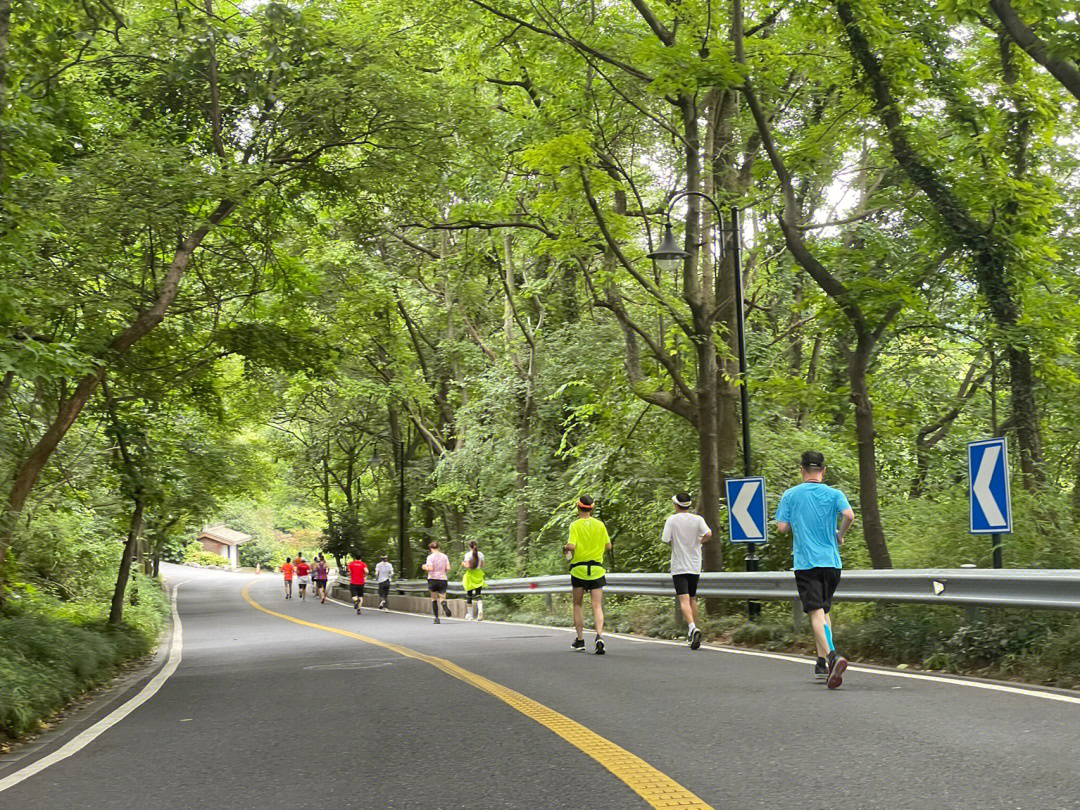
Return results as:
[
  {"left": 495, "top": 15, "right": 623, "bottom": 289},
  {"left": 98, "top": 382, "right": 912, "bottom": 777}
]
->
[
  {"left": 374, "top": 554, "right": 394, "bottom": 610},
  {"left": 422, "top": 541, "right": 451, "bottom": 624},
  {"left": 563, "top": 495, "right": 611, "bottom": 654},
  {"left": 294, "top": 554, "right": 310, "bottom": 601},
  {"left": 461, "top": 540, "right": 486, "bottom": 621},
  {"left": 281, "top": 557, "right": 294, "bottom": 599},
  {"left": 661, "top": 492, "right": 712, "bottom": 650},
  {"left": 775, "top": 450, "right": 856, "bottom": 689},
  {"left": 313, "top": 555, "right": 329, "bottom": 604},
  {"left": 348, "top": 552, "right": 368, "bottom": 615}
]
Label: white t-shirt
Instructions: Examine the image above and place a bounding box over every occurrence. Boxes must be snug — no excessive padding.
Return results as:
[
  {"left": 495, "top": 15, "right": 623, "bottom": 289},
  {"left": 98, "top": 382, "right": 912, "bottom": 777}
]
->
[
  {"left": 375, "top": 561, "right": 394, "bottom": 583},
  {"left": 662, "top": 512, "right": 711, "bottom": 575},
  {"left": 462, "top": 551, "right": 485, "bottom": 568}
]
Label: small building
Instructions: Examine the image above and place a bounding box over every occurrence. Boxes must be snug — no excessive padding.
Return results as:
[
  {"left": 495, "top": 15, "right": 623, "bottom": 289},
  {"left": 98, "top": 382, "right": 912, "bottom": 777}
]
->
[{"left": 196, "top": 524, "right": 251, "bottom": 570}]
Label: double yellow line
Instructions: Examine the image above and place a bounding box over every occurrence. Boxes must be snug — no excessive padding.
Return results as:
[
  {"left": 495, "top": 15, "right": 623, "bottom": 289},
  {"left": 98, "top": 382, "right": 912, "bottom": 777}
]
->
[{"left": 242, "top": 582, "right": 712, "bottom": 810}]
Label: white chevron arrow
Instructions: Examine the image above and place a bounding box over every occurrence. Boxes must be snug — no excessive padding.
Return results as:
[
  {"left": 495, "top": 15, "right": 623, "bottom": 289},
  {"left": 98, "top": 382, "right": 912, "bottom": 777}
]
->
[
  {"left": 732, "top": 481, "right": 763, "bottom": 540},
  {"left": 973, "top": 445, "right": 1006, "bottom": 527}
]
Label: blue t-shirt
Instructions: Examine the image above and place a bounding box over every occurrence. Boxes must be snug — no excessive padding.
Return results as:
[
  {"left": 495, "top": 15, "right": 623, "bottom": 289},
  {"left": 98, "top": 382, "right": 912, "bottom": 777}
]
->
[{"left": 775, "top": 482, "right": 851, "bottom": 570}]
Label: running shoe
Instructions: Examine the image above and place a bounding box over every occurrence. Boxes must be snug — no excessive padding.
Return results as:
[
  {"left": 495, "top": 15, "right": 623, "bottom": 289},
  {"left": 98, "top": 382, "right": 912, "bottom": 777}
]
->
[
  {"left": 827, "top": 651, "right": 848, "bottom": 690},
  {"left": 689, "top": 627, "right": 703, "bottom": 650},
  {"left": 442, "top": 602, "right": 452, "bottom": 617},
  {"left": 379, "top": 601, "right": 386, "bottom": 610},
  {"left": 594, "top": 636, "right": 606, "bottom": 655},
  {"left": 434, "top": 616, "right": 441, "bottom": 624},
  {"left": 814, "top": 657, "right": 828, "bottom": 681},
  {"left": 571, "top": 637, "right": 585, "bottom": 651}
]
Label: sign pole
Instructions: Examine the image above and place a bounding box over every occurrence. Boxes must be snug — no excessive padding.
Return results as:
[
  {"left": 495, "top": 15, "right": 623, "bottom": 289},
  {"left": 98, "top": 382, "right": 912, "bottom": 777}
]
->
[
  {"left": 730, "top": 207, "right": 760, "bottom": 620},
  {"left": 992, "top": 534, "right": 1003, "bottom": 569}
]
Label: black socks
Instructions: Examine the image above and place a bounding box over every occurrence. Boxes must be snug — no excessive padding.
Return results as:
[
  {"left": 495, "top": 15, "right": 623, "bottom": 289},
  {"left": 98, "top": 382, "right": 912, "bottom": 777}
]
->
[{"left": 432, "top": 600, "right": 439, "bottom": 617}]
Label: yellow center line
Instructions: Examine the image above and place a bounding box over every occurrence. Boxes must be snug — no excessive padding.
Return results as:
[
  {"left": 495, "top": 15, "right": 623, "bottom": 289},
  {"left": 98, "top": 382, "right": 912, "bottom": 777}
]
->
[{"left": 242, "top": 581, "right": 713, "bottom": 810}]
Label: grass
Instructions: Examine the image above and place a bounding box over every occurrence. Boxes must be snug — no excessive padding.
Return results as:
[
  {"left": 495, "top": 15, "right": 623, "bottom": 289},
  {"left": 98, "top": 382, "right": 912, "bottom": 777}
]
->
[
  {"left": 482, "top": 593, "right": 1080, "bottom": 690},
  {"left": 0, "top": 573, "right": 170, "bottom": 741}
]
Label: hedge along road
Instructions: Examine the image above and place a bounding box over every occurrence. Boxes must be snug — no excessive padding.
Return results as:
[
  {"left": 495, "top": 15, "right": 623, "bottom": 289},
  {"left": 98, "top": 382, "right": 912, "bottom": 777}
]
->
[{"left": 0, "top": 565, "right": 1077, "bottom": 809}]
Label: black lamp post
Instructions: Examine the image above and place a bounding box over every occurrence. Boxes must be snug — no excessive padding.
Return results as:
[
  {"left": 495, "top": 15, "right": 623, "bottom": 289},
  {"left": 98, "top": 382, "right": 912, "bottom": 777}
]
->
[{"left": 647, "top": 193, "right": 757, "bottom": 615}]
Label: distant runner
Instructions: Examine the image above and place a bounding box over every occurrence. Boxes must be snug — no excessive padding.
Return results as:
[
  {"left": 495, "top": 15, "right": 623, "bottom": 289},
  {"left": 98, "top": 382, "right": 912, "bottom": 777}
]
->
[
  {"left": 461, "top": 540, "right": 486, "bottom": 621},
  {"left": 775, "top": 450, "right": 856, "bottom": 689},
  {"left": 313, "top": 555, "right": 329, "bottom": 604},
  {"left": 375, "top": 555, "right": 394, "bottom": 610},
  {"left": 281, "top": 557, "right": 294, "bottom": 599},
  {"left": 661, "top": 492, "right": 712, "bottom": 650},
  {"left": 423, "top": 541, "right": 451, "bottom": 624},
  {"left": 348, "top": 553, "right": 368, "bottom": 615},
  {"left": 564, "top": 495, "right": 611, "bottom": 654},
  {"left": 295, "top": 554, "right": 311, "bottom": 601}
]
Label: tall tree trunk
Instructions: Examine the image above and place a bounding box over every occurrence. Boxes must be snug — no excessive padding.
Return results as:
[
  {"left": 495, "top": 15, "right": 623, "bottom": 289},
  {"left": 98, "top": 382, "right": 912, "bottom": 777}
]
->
[
  {"left": 0, "top": 201, "right": 235, "bottom": 593},
  {"left": 0, "top": 0, "right": 9, "bottom": 191},
  {"left": 110, "top": 500, "right": 144, "bottom": 626},
  {"left": 846, "top": 340, "right": 892, "bottom": 568}
]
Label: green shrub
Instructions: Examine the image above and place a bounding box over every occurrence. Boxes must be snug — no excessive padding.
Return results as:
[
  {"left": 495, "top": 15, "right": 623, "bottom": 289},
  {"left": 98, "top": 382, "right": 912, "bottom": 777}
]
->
[
  {"left": 0, "top": 574, "right": 169, "bottom": 739},
  {"left": 182, "top": 541, "right": 228, "bottom": 568}
]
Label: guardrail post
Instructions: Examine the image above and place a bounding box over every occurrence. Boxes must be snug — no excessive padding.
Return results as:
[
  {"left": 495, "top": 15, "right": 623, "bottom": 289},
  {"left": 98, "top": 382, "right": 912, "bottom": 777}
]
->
[
  {"left": 544, "top": 593, "right": 553, "bottom": 613},
  {"left": 792, "top": 598, "right": 803, "bottom": 633}
]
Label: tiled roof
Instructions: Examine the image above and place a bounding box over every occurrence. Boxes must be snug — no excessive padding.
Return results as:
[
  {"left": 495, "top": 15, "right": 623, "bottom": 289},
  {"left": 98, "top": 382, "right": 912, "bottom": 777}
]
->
[{"left": 198, "top": 524, "right": 251, "bottom": 545}]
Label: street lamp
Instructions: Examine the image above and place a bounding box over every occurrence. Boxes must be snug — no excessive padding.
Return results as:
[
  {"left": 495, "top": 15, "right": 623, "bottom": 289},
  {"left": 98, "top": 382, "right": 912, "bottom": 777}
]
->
[{"left": 648, "top": 193, "right": 758, "bottom": 615}]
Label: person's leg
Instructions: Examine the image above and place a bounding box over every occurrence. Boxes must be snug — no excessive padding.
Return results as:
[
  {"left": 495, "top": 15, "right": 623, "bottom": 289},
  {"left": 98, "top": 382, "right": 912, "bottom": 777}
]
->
[
  {"left": 809, "top": 608, "right": 831, "bottom": 659},
  {"left": 430, "top": 588, "right": 439, "bottom": 620},
  {"left": 572, "top": 587, "right": 585, "bottom": 639},
  {"left": 591, "top": 587, "right": 605, "bottom": 637},
  {"left": 441, "top": 589, "right": 451, "bottom": 616},
  {"left": 677, "top": 594, "right": 695, "bottom": 626},
  {"left": 476, "top": 589, "right": 483, "bottom": 620},
  {"left": 690, "top": 597, "right": 699, "bottom": 625},
  {"left": 465, "top": 590, "right": 474, "bottom": 620}
]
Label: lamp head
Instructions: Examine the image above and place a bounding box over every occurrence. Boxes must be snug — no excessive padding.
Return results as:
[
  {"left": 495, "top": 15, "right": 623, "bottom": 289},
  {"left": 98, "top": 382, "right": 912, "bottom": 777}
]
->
[{"left": 647, "top": 223, "right": 689, "bottom": 273}]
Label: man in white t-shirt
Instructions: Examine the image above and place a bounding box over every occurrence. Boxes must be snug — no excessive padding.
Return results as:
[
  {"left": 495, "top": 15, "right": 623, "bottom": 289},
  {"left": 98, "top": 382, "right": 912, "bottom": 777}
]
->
[
  {"left": 661, "top": 492, "right": 712, "bottom": 650},
  {"left": 374, "top": 555, "right": 394, "bottom": 610}
]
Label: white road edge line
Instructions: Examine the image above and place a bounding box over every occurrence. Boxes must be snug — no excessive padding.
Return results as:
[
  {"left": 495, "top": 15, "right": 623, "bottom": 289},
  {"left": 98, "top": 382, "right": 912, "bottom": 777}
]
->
[
  {"left": 293, "top": 581, "right": 1080, "bottom": 706},
  {"left": 0, "top": 581, "right": 188, "bottom": 794}
]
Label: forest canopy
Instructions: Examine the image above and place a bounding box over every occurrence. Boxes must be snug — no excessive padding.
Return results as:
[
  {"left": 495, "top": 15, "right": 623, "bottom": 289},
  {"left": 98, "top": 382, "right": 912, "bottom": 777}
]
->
[{"left": 1, "top": 0, "right": 1079, "bottom": 611}]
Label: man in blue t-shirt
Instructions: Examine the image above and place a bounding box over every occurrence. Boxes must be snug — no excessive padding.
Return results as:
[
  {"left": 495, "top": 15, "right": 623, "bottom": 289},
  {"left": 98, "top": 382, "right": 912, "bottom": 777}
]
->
[{"left": 776, "top": 450, "right": 856, "bottom": 689}]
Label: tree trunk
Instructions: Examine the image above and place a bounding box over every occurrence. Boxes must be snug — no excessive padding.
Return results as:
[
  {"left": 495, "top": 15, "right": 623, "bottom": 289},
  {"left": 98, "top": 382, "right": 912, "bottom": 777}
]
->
[
  {"left": 0, "top": 201, "right": 235, "bottom": 593},
  {"left": 515, "top": 409, "right": 530, "bottom": 568},
  {"left": 847, "top": 340, "right": 892, "bottom": 568},
  {"left": 110, "top": 499, "right": 145, "bottom": 626}
]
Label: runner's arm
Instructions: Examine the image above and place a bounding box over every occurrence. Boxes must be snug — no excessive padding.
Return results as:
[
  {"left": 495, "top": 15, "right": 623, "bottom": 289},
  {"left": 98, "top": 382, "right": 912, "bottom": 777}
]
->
[
  {"left": 837, "top": 509, "right": 855, "bottom": 545},
  {"left": 700, "top": 529, "right": 713, "bottom": 544},
  {"left": 776, "top": 521, "right": 791, "bottom": 534}
]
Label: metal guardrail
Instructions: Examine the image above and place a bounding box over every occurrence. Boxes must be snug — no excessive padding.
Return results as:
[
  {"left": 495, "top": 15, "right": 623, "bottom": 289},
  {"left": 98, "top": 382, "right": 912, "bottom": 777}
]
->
[{"left": 384, "top": 569, "right": 1080, "bottom": 611}]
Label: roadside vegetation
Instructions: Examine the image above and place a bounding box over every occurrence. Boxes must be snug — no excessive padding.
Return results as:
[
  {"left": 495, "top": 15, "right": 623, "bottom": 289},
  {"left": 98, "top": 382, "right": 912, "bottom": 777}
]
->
[{"left": 485, "top": 595, "right": 1080, "bottom": 691}]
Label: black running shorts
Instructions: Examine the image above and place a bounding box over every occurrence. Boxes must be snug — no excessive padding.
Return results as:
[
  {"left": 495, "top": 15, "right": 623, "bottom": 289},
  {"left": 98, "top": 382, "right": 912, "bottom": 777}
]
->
[
  {"left": 349, "top": 583, "right": 365, "bottom": 598},
  {"left": 378, "top": 581, "right": 390, "bottom": 599},
  {"left": 570, "top": 575, "right": 606, "bottom": 591},
  {"left": 794, "top": 567, "right": 841, "bottom": 613},
  {"left": 428, "top": 578, "right": 448, "bottom": 594},
  {"left": 672, "top": 573, "right": 700, "bottom": 597}
]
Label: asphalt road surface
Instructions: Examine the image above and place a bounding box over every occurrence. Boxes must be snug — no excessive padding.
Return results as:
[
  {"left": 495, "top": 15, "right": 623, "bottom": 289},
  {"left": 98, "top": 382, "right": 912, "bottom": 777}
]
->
[{"left": 2, "top": 564, "right": 1079, "bottom": 810}]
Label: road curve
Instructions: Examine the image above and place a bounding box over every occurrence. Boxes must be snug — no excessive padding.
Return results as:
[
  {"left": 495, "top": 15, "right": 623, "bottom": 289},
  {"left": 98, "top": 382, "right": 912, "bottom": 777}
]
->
[{"left": 1, "top": 564, "right": 1078, "bottom": 810}]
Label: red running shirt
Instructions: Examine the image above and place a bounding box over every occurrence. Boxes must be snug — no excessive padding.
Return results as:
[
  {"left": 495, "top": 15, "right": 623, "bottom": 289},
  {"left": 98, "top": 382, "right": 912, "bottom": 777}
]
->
[
  {"left": 295, "top": 560, "right": 311, "bottom": 577},
  {"left": 348, "top": 560, "right": 368, "bottom": 585}
]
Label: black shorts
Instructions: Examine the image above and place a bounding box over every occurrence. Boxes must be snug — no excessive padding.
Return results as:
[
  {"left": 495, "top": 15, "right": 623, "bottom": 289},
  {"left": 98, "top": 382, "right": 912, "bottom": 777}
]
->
[
  {"left": 315, "top": 579, "right": 327, "bottom": 588},
  {"left": 672, "top": 573, "right": 699, "bottom": 597},
  {"left": 795, "top": 568, "right": 841, "bottom": 613},
  {"left": 378, "top": 581, "right": 390, "bottom": 599},
  {"left": 570, "top": 575, "right": 606, "bottom": 591},
  {"left": 349, "top": 583, "right": 365, "bottom": 598},
  {"left": 466, "top": 588, "right": 483, "bottom": 602},
  {"left": 428, "top": 579, "right": 448, "bottom": 594}
]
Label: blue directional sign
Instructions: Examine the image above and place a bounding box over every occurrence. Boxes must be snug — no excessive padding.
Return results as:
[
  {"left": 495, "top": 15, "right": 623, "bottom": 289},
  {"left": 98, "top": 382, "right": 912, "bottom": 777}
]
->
[
  {"left": 968, "top": 438, "right": 1012, "bottom": 534},
  {"left": 725, "top": 476, "right": 768, "bottom": 543}
]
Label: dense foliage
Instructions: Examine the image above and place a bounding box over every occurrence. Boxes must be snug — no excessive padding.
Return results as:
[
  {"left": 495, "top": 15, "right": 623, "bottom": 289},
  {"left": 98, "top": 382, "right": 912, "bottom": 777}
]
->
[{"left": 1, "top": 0, "right": 1080, "bottom": 724}]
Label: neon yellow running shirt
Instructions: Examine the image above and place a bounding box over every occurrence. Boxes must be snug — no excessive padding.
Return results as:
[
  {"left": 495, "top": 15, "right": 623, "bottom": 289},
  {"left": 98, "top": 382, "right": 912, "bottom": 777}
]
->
[{"left": 568, "top": 517, "right": 609, "bottom": 580}]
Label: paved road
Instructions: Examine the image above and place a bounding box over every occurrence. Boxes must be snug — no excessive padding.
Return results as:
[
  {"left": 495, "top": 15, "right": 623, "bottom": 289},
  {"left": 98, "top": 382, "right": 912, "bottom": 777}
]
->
[{"left": 2, "top": 564, "right": 1079, "bottom": 810}]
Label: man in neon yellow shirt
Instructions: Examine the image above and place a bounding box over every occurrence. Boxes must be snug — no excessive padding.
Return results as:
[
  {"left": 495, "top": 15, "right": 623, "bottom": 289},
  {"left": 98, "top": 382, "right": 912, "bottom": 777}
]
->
[{"left": 563, "top": 495, "right": 612, "bottom": 654}]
